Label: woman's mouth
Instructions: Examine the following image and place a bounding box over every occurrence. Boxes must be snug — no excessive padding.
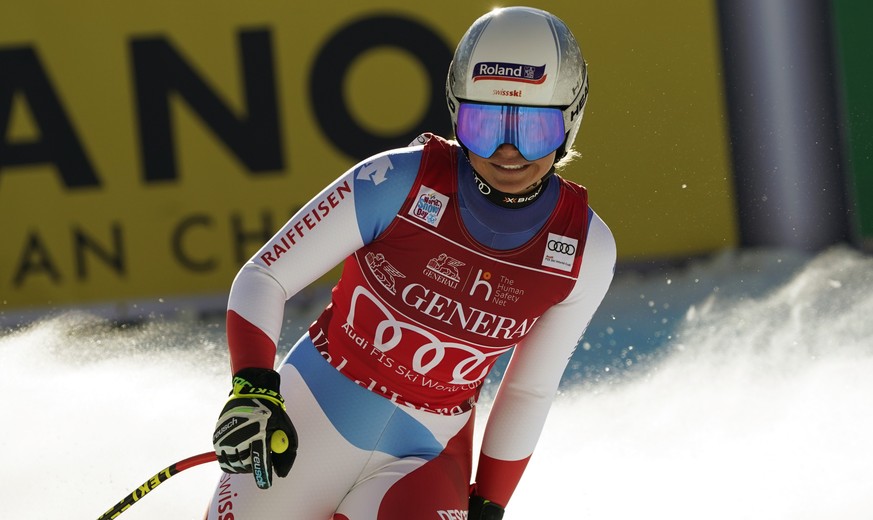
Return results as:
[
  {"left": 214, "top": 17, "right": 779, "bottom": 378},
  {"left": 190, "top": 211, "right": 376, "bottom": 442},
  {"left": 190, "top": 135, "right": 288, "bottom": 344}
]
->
[{"left": 493, "top": 163, "right": 528, "bottom": 171}]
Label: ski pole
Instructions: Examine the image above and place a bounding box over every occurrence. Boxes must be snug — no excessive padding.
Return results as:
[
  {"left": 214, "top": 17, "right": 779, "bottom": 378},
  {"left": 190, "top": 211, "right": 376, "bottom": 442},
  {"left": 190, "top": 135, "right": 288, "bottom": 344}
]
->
[
  {"left": 96, "top": 430, "right": 288, "bottom": 519},
  {"left": 96, "top": 451, "right": 216, "bottom": 520}
]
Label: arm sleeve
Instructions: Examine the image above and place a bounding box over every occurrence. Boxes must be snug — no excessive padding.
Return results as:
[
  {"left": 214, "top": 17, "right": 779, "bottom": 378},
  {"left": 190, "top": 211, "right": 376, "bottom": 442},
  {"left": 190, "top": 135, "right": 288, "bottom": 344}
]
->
[
  {"left": 474, "top": 210, "right": 617, "bottom": 506},
  {"left": 226, "top": 148, "right": 421, "bottom": 373}
]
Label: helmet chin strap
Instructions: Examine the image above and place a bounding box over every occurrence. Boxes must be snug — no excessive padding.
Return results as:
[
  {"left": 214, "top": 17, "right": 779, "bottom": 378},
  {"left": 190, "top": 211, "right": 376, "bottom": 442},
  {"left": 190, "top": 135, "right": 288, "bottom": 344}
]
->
[{"left": 470, "top": 167, "right": 553, "bottom": 208}]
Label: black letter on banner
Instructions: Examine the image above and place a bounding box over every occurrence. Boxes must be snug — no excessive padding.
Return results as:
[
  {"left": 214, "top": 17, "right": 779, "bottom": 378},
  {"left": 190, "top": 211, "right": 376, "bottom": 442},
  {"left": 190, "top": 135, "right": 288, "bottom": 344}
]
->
[
  {"left": 73, "top": 222, "right": 125, "bottom": 280},
  {"left": 172, "top": 214, "right": 217, "bottom": 272},
  {"left": 0, "top": 47, "right": 99, "bottom": 188},
  {"left": 310, "top": 16, "right": 453, "bottom": 159},
  {"left": 13, "top": 231, "right": 62, "bottom": 287},
  {"left": 131, "top": 29, "right": 283, "bottom": 182}
]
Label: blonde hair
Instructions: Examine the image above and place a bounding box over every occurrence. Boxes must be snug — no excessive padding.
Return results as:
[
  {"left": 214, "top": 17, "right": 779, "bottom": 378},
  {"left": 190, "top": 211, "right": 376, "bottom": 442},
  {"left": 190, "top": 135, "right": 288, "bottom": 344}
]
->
[{"left": 554, "top": 148, "right": 581, "bottom": 171}]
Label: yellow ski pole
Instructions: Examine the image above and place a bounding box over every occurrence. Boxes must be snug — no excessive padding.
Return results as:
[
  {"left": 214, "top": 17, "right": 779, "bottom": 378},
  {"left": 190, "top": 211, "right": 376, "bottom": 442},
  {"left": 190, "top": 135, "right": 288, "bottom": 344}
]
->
[{"left": 96, "top": 451, "right": 216, "bottom": 520}]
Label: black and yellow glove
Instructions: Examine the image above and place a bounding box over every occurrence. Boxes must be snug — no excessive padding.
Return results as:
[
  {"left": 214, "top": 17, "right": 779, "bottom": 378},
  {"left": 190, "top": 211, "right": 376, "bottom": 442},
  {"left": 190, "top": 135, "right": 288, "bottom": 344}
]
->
[
  {"left": 212, "top": 368, "right": 298, "bottom": 490},
  {"left": 469, "top": 494, "right": 505, "bottom": 520}
]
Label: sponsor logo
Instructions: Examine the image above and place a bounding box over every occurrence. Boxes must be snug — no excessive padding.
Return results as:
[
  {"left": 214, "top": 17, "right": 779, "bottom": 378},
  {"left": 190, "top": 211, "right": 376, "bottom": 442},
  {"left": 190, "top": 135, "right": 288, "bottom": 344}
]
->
[
  {"left": 365, "top": 252, "right": 406, "bottom": 294},
  {"left": 502, "top": 182, "right": 544, "bottom": 205},
  {"left": 438, "top": 510, "right": 468, "bottom": 519},
  {"left": 355, "top": 155, "right": 393, "bottom": 185},
  {"left": 216, "top": 473, "right": 237, "bottom": 519},
  {"left": 473, "top": 174, "right": 491, "bottom": 195},
  {"left": 346, "top": 285, "right": 528, "bottom": 385},
  {"left": 468, "top": 269, "right": 524, "bottom": 307},
  {"left": 570, "top": 79, "right": 589, "bottom": 122},
  {"left": 424, "top": 253, "right": 464, "bottom": 289},
  {"left": 260, "top": 180, "right": 351, "bottom": 266},
  {"left": 468, "top": 269, "right": 493, "bottom": 301},
  {"left": 548, "top": 239, "right": 576, "bottom": 255},
  {"left": 409, "top": 133, "right": 432, "bottom": 146},
  {"left": 409, "top": 185, "right": 449, "bottom": 227},
  {"left": 472, "top": 62, "right": 547, "bottom": 84},
  {"left": 252, "top": 450, "right": 268, "bottom": 488},
  {"left": 492, "top": 88, "right": 522, "bottom": 98},
  {"left": 130, "top": 467, "right": 173, "bottom": 502},
  {"left": 447, "top": 74, "right": 457, "bottom": 113},
  {"left": 542, "top": 232, "right": 578, "bottom": 272},
  {"left": 493, "top": 275, "right": 524, "bottom": 307},
  {"left": 213, "top": 417, "right": 239, "bottom": 442}
]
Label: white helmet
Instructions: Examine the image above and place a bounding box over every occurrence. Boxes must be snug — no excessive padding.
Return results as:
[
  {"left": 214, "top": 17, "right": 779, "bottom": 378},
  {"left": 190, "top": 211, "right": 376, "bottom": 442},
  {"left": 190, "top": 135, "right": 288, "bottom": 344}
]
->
[{"left": 446, "top": 7, "right": 588, "bottom": 160}]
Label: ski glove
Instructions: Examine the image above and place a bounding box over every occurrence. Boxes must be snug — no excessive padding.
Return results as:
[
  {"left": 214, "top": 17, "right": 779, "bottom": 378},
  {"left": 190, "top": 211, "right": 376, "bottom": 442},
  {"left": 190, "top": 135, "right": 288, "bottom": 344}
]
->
[
  {"left": 468, "top": 494, "right": 505, "bottom": 520},
  {"left": 213, "top": 368, "right": 298, "bottom": 490}
]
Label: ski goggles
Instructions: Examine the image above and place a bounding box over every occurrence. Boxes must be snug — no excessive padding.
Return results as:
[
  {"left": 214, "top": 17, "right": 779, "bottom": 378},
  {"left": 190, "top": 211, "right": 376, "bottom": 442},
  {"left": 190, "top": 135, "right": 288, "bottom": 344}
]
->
[{"left": 456, "top": 102, "right": 566, "bottom": 161}]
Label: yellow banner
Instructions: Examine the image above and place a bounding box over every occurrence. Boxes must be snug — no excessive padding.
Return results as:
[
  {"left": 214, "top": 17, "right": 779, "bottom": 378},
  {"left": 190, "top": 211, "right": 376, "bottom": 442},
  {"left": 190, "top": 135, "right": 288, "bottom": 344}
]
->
[{"left": 0, "top": 1, "right": 735, "bottom": 313}]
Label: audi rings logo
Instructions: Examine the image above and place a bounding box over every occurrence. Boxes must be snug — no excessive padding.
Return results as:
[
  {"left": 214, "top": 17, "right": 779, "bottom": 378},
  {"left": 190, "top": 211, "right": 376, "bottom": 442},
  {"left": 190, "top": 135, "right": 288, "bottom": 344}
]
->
[
  {"left": 473, "top": 175, "right": 491, "bottom": 195},
  {"left": 542, "top": 233, "right": 579, "bottom": 273},
  {"left": 547, "top": 239, "right": 576, "bottom": 255}
]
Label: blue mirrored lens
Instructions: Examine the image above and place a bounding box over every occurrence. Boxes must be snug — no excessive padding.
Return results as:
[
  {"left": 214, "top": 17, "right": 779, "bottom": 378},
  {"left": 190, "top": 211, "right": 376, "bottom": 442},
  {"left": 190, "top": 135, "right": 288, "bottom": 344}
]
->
[{"left": 456, "top": 103, "right": 565, "bottom": 161}]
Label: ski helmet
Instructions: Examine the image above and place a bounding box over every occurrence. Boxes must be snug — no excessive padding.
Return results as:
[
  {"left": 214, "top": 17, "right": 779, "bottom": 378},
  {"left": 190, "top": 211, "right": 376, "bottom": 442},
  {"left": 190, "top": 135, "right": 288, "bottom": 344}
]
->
[{"left": 446, "top": 7, "right": 588, "bottom": 161}]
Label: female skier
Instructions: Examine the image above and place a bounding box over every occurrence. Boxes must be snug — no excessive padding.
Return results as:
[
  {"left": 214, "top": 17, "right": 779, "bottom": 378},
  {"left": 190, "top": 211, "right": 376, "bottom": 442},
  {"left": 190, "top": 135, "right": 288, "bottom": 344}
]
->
[{"left": 209, "top": 6, "right": 616, "bottom": 519}]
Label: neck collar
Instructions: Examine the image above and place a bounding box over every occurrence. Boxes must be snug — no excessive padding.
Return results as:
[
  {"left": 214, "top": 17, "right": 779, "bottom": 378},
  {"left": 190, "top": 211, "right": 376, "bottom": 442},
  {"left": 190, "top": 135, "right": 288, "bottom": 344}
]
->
[{"left": 470, "top": 169, "right": 552, "bottom": 208}]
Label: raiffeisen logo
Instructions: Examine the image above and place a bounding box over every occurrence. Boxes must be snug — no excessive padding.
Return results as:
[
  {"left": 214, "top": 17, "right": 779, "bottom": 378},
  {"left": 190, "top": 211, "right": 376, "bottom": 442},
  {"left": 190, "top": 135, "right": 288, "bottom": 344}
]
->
[{"left": 472, "top": 62, "right": 547, "bottom": 84}]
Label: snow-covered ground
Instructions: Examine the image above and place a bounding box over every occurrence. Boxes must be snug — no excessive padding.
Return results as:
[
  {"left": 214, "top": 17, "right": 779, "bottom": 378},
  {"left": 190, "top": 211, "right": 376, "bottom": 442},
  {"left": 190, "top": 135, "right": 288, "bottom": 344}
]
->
[{"left": 2, "top": 246, "right": 871, "bottom": 519}]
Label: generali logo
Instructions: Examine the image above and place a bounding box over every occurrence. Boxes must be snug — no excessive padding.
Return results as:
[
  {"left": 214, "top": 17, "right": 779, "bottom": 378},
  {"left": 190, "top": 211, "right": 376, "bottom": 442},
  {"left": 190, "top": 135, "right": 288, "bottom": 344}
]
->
[
  {"left": 423, "top": 253, "right": 464, "bottom": 289},
  {"left": 364, "top": 252, "right": 406, "bottom": 294},
  {"left": 346, "top": 284, "right": 534, "bottom": 384}
]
